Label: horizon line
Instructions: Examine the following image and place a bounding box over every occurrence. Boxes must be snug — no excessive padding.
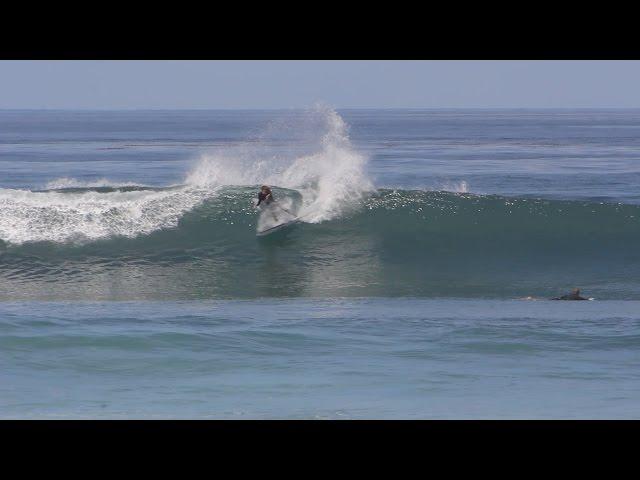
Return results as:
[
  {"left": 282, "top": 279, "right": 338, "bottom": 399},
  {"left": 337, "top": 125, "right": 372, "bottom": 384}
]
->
[{"left": 3, "top": 106, "right": 640, "bottom": 111}]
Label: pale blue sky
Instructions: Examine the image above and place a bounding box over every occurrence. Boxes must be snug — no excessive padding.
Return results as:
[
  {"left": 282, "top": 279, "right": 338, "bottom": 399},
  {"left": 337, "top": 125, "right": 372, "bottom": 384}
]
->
[{"left": 1, "top": 60, "right": 640, "bottom": 109}]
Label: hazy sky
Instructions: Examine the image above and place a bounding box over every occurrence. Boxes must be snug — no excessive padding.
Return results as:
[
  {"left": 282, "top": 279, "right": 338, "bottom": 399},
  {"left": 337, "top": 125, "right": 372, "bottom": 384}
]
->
[{"left": 1, "top": 60, "right": 640, "bottom": 109}]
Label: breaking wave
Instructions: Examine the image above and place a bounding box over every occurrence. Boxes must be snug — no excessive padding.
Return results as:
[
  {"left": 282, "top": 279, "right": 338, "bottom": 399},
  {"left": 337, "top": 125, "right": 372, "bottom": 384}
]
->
[
  {"left": 1, "top": 188, "right": 640, "bottom": 300},
  {"left": 0, "top": 106, "right": 371, "bottom": 246},
  {"left": 1, "top": 107, "right": 639, "bottom": 300}
]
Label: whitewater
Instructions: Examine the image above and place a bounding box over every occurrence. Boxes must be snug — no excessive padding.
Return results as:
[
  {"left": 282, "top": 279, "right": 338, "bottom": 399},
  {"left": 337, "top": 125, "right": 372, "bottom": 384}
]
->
[{"left": 0, "top": 106, "right": 371, "bottom": 245}]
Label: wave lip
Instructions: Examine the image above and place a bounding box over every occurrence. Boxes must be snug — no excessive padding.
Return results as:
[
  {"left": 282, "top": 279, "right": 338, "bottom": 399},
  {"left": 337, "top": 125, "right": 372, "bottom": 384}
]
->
[{"left": 44, "top": 177, "right": 147, "bottom": 190}]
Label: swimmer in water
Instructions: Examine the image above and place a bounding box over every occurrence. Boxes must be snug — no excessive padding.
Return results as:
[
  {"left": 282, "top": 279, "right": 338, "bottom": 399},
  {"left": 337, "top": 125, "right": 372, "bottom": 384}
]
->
[{"left": 551, "top": 288, "right": 589, "bottom": 301}]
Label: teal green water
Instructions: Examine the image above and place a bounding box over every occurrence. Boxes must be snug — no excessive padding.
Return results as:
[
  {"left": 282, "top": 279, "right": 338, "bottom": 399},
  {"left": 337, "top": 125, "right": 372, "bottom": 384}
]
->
[
  {"left": 2, "top": 188, "right": 640, "bottom": 300},
  {"left": 1, "top": 299, "right": 639, "bottom": 419}
]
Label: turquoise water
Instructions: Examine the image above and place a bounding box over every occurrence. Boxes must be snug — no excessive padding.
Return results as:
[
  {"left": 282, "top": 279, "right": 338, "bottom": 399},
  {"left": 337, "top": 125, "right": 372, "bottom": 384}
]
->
[
  {"left": 2, "top": 299, "right": 639, "bottom": 419},
  {"left": 1, "top": 108, "right": 639, "bottom": 418}
]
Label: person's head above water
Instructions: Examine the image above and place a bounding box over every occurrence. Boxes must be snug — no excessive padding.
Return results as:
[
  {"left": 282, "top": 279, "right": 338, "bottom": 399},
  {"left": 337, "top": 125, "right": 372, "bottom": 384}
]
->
[
  {"left": 573, "top": 288, "right": 580, "bottom": 295},
  {"left": 261, "top": 185, "right": 271, "bottom": 193}
]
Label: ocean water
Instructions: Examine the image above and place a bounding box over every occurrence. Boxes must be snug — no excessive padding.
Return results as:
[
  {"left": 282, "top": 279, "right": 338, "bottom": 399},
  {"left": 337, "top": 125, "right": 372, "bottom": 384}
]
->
[{"left": 1, "top": 107, "right": 639, "bottom": 418}]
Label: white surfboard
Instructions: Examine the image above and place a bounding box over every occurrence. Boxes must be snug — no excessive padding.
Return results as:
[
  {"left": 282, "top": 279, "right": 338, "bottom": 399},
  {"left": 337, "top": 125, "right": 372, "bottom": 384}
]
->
[
  {"left": 256, "top": 216, "right": 302, "bottom": 236},
  {"left": 256, "top": 211, "right": 316, "bottom": 237}
]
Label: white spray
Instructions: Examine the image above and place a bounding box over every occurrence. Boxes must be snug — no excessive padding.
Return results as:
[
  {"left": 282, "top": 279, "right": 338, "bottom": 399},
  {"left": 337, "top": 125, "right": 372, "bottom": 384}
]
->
[
  {"left": 0, "top": 106, "right": 372, "bottom": 245},
  {"left": 186, "top": 105, "right": 373, "bottom": 225}
]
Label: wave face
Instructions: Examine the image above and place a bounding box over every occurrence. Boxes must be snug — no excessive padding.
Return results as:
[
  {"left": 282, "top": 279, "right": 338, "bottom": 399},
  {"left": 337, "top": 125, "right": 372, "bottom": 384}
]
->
[{"left": 2, "top": 186, "right": 640, "bottom": 300}]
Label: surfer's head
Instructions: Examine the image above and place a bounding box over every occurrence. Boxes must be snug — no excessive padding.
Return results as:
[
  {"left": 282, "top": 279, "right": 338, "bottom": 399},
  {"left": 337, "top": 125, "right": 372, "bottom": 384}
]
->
[
  {"left": 261, "top": 185, "right": 271, "bottom": 193},
  {"left": 573, "top": 288, "right": 580, "bottom": 295}
]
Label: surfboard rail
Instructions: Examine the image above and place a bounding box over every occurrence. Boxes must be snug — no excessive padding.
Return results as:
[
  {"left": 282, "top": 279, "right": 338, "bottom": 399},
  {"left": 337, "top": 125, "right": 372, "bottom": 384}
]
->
[{"left": 256, "top": 217, "right": 301, "bottom": 236}]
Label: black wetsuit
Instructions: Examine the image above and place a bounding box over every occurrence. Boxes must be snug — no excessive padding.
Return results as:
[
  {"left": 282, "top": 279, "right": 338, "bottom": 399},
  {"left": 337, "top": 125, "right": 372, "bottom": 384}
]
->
[
  {"left": 256, "top": 191, "right": 273, "bottom": 206},
  {"left": 552, "top": 291, "right": 588, "bottom": 300}
]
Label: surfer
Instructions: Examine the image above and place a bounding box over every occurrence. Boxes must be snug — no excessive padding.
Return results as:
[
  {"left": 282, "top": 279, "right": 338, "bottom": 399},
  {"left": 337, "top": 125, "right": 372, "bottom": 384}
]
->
[
  {"left": 551, "top": 288, "right": 589, "bottom": 301},
  {"left": 256, "top": 185, "right": 274, "bottom": 207},
  {"left": 256, "top": 185, "right": 279, "bottom": 221}
]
